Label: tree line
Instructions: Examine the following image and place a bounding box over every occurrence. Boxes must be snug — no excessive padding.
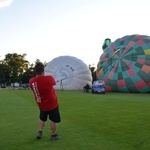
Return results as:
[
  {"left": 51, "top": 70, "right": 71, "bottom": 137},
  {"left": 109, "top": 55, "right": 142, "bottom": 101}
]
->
[{"left": 0, "top": 53, "right": 96, "bottom": 86}]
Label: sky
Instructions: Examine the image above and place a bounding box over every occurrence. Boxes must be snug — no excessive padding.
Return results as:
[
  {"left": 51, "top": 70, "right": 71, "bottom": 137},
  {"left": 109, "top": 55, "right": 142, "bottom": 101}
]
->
[{"left": 1, "top": 0, "right": 150, "bottom": 66}]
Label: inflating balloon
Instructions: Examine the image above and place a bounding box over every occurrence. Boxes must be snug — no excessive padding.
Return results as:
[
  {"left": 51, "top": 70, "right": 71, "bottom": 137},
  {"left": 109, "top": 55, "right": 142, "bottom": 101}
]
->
[
  {"left": 96, "top": 34, "right": 150, "bottom": 93},
  {"left": 45, "top": 56, "right": 92, "bottom": 90}
]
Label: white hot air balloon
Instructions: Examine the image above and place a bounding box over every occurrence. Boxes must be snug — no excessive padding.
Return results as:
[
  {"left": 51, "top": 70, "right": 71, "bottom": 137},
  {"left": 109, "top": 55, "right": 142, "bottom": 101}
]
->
[{"left": 45, "top": 56, "right": 93, "bottom": 90}]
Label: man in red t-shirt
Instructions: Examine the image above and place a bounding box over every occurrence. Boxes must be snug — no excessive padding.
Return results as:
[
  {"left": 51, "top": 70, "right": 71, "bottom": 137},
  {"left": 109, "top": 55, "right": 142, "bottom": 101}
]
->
[{"left": 29, "top": 62, "right": 61, "bottom": 141}]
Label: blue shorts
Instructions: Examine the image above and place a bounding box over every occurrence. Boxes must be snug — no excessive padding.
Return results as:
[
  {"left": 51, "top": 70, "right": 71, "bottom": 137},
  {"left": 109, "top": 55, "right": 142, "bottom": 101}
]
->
[{"left": 39, "top": 107, "right": 61, "bottom": 123}]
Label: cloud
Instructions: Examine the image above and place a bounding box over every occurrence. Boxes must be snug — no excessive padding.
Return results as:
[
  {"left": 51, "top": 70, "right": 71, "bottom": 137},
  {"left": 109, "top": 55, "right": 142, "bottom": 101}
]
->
[{"left": 0, "top": 0, "right": 13, "bottom": 8}]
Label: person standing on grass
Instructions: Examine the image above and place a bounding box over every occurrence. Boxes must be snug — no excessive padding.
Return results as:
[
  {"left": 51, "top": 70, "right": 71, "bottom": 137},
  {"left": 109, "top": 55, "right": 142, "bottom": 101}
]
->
[{"left": 29, "top": 62, "right": 61, "bottom": 141}]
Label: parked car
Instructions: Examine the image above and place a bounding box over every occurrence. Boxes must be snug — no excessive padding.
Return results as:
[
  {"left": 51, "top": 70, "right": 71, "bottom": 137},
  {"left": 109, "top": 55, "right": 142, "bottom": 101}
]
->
[{"left": 92, "top": 80, "right": 105, "bottom": 94}]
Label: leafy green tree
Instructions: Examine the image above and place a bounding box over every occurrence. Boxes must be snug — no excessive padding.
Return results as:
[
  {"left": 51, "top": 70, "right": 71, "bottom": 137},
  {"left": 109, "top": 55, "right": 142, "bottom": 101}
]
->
[
  {"left": 0, "top": 53, "right": 48, "bottom": 86},
  {"left": 22, "top": 60, "right": 47, "bottom": 83},
  {"left": 0, "top": 60, "right": 6, "bottom": 84},
  {"left": 22, "top": 63, "right": 35, "bottom": 83},
  {"left": 3, "top": 53, "right": 29, "bottom": 84}
]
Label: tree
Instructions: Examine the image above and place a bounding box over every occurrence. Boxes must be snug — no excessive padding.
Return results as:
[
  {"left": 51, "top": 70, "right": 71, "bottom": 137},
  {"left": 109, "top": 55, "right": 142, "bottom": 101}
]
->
[
  {"left": 0, "top": 53, "right": 49, "bottom": 86},
  {"left": 22, "top": 63, "right": 35, "bottom": 83},
  {"left": 21, "top": 60, "right": 47, "bottom": 83},
  {"left": 0, "top": 60, "right": 6, "bottom": 84},
  {"left": 3, "top": 53, "right": 29, "bottom": 84}
]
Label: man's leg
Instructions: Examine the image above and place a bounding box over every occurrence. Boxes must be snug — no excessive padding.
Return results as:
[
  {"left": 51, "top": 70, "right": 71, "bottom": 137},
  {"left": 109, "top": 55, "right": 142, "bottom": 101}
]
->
[
  {"left": 50, "top": 121, "right": 57, "bottom": 135},
  {"left": 39, "top": 119, "right": 45, "bottom": 131},
  {"left": 36, "top": 119, "right": 45, "bottom": 139},
  {"left": 50, "top": 121, "right": 60, "bottom": 141}
]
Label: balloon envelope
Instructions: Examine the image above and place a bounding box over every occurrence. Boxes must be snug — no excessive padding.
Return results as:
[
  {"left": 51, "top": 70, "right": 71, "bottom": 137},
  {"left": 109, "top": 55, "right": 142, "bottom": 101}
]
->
[
  {"left": 45, "top": 56, "right": 92, "bottom": 90},
  {"left": 96, "top": 34, "right": 150, "bottom": 93}
]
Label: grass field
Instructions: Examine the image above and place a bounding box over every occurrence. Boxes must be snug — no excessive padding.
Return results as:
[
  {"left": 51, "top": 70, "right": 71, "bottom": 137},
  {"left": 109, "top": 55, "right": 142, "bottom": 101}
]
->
[{"left": 0, "top": 89, "right": 150, "bottom": 150}]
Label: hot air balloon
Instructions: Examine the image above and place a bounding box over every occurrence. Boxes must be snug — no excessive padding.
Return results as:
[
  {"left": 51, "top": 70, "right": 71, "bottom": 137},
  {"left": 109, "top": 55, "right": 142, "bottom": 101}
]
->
[
  {"left": 45, "top": 56, "right": 92, "bottom": 90},
  {"left": 96, "top": 34, "right": 150, "bottom": 93}
]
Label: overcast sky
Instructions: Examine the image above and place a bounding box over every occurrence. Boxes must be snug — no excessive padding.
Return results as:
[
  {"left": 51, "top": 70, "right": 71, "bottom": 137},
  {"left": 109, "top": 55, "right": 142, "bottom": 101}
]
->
[{"left": 1, "top": 0, "right": 150, "bottom": 65}]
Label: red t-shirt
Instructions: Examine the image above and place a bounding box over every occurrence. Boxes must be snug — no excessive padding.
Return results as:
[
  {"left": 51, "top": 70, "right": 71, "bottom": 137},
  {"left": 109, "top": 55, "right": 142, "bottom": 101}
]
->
[{"left": 29, "top": 75, "right": 59, "bottom": 111}]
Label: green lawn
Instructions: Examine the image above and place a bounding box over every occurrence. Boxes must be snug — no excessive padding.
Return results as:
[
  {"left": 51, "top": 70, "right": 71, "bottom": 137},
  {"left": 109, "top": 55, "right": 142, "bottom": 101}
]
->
[{"left": 0, "top": 89, "right": 150, "bottom": 150}]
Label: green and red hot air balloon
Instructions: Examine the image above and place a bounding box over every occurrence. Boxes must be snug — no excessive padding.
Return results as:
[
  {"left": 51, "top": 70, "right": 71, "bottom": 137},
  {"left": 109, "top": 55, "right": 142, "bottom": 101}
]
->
[{"left": 96, "top": 34, "right": 150, "bottom": 93}]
